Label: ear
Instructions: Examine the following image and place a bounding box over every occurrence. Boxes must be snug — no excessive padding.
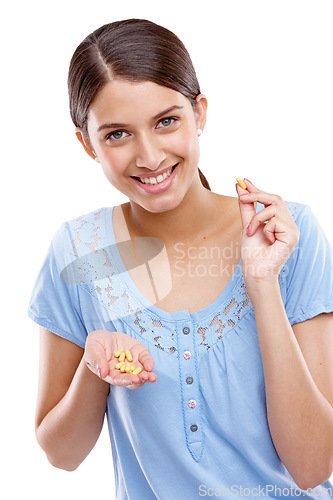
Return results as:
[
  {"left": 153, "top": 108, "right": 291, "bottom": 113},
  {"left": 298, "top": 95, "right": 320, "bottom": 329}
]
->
[
  {"left": 75, "top": 127, "right": 97, "bottom": 160},
  {"left": 194, "top": 94, "right": 208, "bottom": 132}
]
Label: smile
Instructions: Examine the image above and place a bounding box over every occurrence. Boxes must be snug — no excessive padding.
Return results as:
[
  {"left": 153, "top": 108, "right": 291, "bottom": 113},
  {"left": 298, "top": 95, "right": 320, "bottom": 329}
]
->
[
  {"left": 131, "top": 163, "right": 179, "bottom": 193},
  {"left": 132, "top": 164, "right": 177, "bottom": 185}
]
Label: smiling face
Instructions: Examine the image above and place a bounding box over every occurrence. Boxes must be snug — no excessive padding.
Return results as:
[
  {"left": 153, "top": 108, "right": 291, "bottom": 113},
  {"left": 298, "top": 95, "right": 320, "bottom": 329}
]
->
[{"left": 76, "top": 80, "right": 207, "bottom": 213}]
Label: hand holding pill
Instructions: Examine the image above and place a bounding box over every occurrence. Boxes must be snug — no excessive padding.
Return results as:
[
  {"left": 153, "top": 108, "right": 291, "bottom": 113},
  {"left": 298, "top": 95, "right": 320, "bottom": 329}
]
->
[
  {"left": 236, "top": 177, "right": 247, "bottom": 190},
  {"left": 84, "top": 329, "right": 157, "bottom": 389},
  {"left": 235, "top": 177, "right": 300, "bottom": 283}
]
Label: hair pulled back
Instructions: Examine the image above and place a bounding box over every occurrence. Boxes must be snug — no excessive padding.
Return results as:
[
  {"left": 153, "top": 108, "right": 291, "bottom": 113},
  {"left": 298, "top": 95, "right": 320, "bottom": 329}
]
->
[{"left": 68, "top": 18, "right": 210, "bottom": 190}]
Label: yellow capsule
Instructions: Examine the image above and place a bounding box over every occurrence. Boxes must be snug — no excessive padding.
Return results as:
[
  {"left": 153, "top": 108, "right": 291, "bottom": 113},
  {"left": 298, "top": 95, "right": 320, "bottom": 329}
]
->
[
  {"left": 119, "top": 351, "right": 126, "bottom": 362},
  {"left": 129, "top": 364, "right": 136, "bottom": 372},
  {"left": 236, "top": 177, "right": 247, "bottom": 190},
  {"left": 120, "top": 364, "right": 127, "bottom": 372},
  {"left": 114, "top": 349, "right": 124, "bottom": 358},
  {"left": 125, "top": 350, "right": 133, "bottom": 362},
  {"left": 125, "top": 365, "right": 132, "bottom": 373},
  {"left": 132, "top": 366, "right": 142, "bottom": 375},
  {"left": 115, "top": 361, "right": 125, "bottom": 370}
]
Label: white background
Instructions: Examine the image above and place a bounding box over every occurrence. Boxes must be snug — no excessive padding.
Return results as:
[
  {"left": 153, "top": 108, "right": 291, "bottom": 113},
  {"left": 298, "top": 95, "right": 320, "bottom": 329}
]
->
[{"left": 1, "top": 0, "right": 332, "bottom": 498}]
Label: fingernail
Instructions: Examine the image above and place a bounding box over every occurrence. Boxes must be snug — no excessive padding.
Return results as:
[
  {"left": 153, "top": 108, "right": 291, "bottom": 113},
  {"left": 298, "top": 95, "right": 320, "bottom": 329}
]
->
[
  {"left": 97, "top": 366, "right": 102, "bottom": 378},
  {"left": 246, "top": 224, "right": 252, "bottom": 236}
]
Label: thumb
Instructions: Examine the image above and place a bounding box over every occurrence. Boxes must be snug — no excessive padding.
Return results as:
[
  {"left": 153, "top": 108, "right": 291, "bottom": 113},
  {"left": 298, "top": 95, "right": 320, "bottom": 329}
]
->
[
  {"left": 84, "top": 339, "right": 110, "bottom": 380},
  {"left": 236, "top": 182, "right": 256, "bottom": 232}
]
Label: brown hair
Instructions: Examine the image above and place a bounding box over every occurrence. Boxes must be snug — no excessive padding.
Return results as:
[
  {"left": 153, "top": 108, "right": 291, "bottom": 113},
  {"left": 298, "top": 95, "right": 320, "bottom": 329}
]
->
[{"left": 68, "top": 18, "right": 211, "bottom": 190}]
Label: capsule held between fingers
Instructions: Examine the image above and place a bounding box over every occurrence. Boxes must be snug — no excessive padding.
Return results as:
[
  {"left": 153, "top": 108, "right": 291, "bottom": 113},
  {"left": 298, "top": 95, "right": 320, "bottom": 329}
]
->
[{"left": 236, "top": 177, "right": 247, "bottom": 190}]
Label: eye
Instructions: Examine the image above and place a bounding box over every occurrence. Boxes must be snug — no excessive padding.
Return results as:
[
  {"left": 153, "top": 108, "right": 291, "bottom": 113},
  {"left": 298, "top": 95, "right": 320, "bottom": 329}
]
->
[
  {"left": 105, "top": 130, "right": 129, "bottom": 141},
  {"left": 156, "top": 116, "right": 178, "bottom": 128}
]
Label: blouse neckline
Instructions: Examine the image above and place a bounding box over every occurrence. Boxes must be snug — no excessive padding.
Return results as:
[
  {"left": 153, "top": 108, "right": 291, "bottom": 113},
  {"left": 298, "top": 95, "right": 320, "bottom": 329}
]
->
[{"left": 105, "top": 206, "right": 244, "bottom": 323}]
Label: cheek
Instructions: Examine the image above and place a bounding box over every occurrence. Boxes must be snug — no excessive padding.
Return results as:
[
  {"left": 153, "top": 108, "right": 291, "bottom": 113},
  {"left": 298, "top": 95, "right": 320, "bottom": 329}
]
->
[
  {"left": 171, "top": 128, "right": 199, "bottom": 161},
  {"left": 100, "top": 149, "right": 130, "bottom": 180}
]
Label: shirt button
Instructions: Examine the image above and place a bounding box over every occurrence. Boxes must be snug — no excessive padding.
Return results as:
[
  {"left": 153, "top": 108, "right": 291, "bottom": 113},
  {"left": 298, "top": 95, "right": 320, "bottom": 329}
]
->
[
  {"left": 183, "top": 350, "right": 191, "bottom": 360},
  {"left": 188, "top": 399, "right": 196, "bottom": 408},
  {"left": 186, "top": 376, "right": 193, "bottom": 384},
  {"left": 182, "top": 327, "right": 190, "bottom": 335},
  {"left": 190, "top": 424, "right": 198, "bottom": 432}
]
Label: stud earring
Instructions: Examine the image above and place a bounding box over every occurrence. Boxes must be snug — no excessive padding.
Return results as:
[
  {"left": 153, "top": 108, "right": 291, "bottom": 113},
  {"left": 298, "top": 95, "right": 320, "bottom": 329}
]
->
[
  {"left": 197, "top": 128, "right": 203, "bottom": 136},
  {"left": 92, "top": 151, "right": 100, "bottom": 163}
]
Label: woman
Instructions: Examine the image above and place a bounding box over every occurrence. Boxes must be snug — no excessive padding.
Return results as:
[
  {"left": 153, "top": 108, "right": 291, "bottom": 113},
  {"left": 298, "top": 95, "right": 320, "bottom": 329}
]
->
[{"left": 28, "top": 19, "right": 333, "bottom": 499}]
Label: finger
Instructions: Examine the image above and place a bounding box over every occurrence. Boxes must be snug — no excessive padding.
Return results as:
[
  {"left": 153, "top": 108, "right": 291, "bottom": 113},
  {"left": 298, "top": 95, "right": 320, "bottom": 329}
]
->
[
  {"left": 243, "top": 178, "right": 259, "bottom": 192},
  {"left": 236, "top": 183, "right": 256, "bottom": 231},
  {"left": 85, "top": 341, "right": 110, "bottom": 380},
  {"left": 247, "top": 206, "right": 277, "bottom": 236},
  {"left": 238, "top": 190, "right": 283, "bottom": 209},
  {"left": 137, "top": 349, "right": 155, "bottom": 372},
  {"left": 262, "top": 217, "right": 277, "bottom": 245},
  {"left": 127, "top": 372, "right": 158, "bottom": 390},
  {"left": 105, "top": 370, "right": 141, "bottom": 386},
  {"left": 105, "top": 369, "right": 157, "bottom": 387}
]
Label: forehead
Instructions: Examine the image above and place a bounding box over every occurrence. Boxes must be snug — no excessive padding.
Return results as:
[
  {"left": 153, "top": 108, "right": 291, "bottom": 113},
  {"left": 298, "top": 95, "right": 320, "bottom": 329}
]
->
[{"left": 87, "top": 80, "right": 192, "bottom": 128}]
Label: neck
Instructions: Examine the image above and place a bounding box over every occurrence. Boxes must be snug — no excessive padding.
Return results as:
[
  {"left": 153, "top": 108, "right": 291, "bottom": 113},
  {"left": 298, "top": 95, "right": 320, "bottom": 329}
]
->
[{"left": 124, "top": 183, "right": 216, "bottom": 245}]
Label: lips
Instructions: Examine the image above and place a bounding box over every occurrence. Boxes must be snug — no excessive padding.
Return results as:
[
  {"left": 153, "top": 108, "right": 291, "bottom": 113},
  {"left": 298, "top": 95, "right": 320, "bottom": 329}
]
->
[
  {"left": 131, "top": 163, "right": 179, "bottom": 193},
  {"left": 131, "top": 164, "right": 178, "bottom": 184}
]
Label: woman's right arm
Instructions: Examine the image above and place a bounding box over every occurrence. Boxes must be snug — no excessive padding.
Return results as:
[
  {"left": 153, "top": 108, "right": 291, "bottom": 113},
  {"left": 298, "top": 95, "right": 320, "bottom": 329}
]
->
[
  {"left": 35, "top": 327, "right": 110, "bottom": 471},
  {"left": 35, "top": 327, "right": 157, "bottom": 471}
]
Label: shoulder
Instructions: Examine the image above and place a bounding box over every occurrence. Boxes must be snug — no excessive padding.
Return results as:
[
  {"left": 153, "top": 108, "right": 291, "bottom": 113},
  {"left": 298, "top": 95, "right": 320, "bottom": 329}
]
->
[
  {"left": 60, "top": 206, "right": 114, "bottom": 248},
  {"left": 282, "top": 200, "right": 332, "bottom": 284},
  {"left": 257, "top": 200, "right": 319, "bottom": 233},
  {"left": 51, "top": 206, "right": 114, "bottom": 263},
  {"left": 283, "top": 201, "right": 329, "bottom": 243},
  {"left": 64, "top": 206, "right": 111, "bottom": 234},
  {"left": 283, "top": 200, "right": 312, "bottom": 225}
]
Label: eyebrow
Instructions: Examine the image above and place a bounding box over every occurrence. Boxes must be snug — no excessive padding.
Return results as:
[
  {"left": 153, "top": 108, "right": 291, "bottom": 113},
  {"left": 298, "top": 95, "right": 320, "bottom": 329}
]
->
[{"left": 96, "top": 105, "right": 184, "bottom": 133}]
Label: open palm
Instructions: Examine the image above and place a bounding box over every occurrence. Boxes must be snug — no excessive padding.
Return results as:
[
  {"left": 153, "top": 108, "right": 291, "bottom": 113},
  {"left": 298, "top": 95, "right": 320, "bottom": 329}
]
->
[{"left": 84, "top": 329, "right": 157, "bottom": 390}]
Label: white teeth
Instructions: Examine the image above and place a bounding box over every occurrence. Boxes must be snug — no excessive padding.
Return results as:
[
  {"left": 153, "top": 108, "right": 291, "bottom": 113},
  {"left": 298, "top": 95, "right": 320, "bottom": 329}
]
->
[{"left": 139, "top": 167, "right": 174, "bottom": 185}]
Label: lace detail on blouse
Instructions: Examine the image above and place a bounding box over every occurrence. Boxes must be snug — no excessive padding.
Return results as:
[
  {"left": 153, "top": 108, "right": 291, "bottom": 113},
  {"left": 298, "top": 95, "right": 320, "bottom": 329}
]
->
[
  {"left": 62, "top": 205, "right": 294, "bottom": 356},
  {"left": 194, "top": 283, "right": 250, "bottom": 353}
]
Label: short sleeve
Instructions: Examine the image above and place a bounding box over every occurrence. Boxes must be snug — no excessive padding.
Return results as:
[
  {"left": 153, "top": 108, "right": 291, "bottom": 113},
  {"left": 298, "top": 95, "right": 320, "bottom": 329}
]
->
[
  {"left": 27, "top": 223, "right": 88, "bottom": 348},
  {"left": 284, "top": 204, "right": 333, "bottom": 325}
]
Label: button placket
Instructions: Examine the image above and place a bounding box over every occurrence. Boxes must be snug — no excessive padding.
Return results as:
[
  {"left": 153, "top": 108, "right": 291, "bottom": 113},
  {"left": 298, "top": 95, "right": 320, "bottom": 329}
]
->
[{"left": 177, "top": 322, "right": 203, "bottom": 462}]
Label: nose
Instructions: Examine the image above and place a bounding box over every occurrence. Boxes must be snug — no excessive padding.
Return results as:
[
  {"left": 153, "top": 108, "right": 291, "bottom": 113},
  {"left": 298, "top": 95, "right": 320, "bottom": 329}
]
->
[{"left": 135, "top": 133, "right": 166, "bottom": 170}]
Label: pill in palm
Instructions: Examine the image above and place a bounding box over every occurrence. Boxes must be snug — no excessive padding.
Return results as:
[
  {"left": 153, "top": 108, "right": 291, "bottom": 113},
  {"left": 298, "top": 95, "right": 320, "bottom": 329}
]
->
[
  {"left": 125, "top": 350, "right": 133, "bottom": 362},
  {"left": 114, "top": 349, "right": 124, "bottom": 358},
  {"left": 115, "top": 361, "right": 125, "bottom": 369},
  {"left": 114, "top": 348, "right": 143, "bottom": 376},
  {"left": 236, "top": 177, "right": 247, "bottom": 190}
]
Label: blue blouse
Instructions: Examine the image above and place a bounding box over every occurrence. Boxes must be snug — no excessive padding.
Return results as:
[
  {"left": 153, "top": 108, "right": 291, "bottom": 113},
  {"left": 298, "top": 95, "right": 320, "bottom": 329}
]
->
[{"left": 28, "top": 201, "right": 333, "bottom": 499}]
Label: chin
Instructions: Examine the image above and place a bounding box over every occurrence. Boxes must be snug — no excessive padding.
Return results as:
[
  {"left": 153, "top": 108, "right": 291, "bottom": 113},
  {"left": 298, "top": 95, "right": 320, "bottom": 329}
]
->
[{"left": 135, "top": 191, "right": 186, "bottom": 214}]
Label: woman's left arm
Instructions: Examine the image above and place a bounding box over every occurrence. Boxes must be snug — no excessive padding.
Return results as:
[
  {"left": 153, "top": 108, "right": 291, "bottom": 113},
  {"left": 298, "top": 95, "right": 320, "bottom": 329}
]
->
[{"left": 237, "top": 179, "right": 333, "bottom": 490}]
